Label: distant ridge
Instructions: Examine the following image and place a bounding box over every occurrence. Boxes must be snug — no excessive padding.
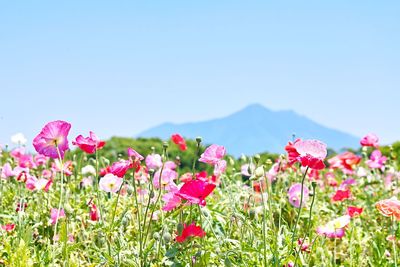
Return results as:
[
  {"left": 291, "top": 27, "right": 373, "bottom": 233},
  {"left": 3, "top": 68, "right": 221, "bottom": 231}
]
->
[{"left": 138, "top": 103, "right": 359, "bottom": 156}]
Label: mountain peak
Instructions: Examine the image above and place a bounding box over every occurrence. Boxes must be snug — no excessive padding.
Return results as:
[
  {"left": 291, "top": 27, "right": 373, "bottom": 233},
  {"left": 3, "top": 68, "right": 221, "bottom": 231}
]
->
[{"left": 138, "top": 104, "right": 359, "bottom": 156}]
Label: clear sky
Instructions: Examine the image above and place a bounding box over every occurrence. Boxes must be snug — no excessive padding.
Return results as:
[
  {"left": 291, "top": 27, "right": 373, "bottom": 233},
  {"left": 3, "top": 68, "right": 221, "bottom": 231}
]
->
[{"left": 0, "top": 1, "right": 399, "bottom": 148}]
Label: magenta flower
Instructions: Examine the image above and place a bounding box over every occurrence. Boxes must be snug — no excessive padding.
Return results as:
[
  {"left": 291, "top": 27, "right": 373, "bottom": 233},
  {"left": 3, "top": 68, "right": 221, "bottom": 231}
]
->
[
  {"left": 50, "top": 208, "right": 66, "bottom": 225},
  {"left": 316, "top": 215, "right": 351, "bottom": 239},
  {"left": 285, "top": 139, "right": 327, "bottom": 170},
  {"left": 72, "top": 131, "right": 106, "bottom": 154},
  {"left": 33, "top": 120, "right": 71, "bottom": 159},
  {"left": 366, "top": 150, "right": 387, "bottom": 169},
  {"left": 110, "top": 160, "right": 133, "bottom": 178},
  {"left": 199, "top": 144, "right": 226, "bottom": 165},
  {"left": 176, "top": 179, "right": 216, "bottom": 206},
  {"left": 288, "top": 183, "right": 309, "bottom": 208},
  {"left": 360, "top": 133, "right": 379, "bottom": 147},
  {"left": 99, "top": 173, "right": 123, "bottom": 193}
]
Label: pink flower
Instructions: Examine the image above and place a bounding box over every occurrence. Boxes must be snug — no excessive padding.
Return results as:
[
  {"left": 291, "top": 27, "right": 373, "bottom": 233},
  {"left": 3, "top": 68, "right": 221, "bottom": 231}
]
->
[
  {"left": 50, "top": 208, "right": 66, "bottom": 225},
  {"left": 52, "top": 160, "right": 73, "bottom": 176},
  {"left": 376, "top": 197, "right": 400, "bottom": 220},
  {"left": 109, "top": 160, "right": 133, "bottom": 178},
  {"left": 127, "top": 147, "right": 144, "bottom": 161},
  {"left": 213, "top": 160, "right": 227, "bottom": 176},
  {"left": 99, "top": 173, "right": 123, "bottom": 193},
  {"left": 366, "top": 150, "right": 387, "bottom": 169},
  {"left": 285, "top": 139, "right": 327, "bottom": 170},
  {"left": 199, "top": 144, "right": 226, "bottom": 165},
  {"left": 288, "top": 183, "right": 309, "bottom": 208},
  {"left": 360, "top": 133, "right": 379, "bottom": 147},
  {"left": 1, "top": 163, "right": 15, "bottom": 179},
  {"left": 328, "top": 152, "right": 361, "bottom": 174},
  {"left": 176, "top": 179, "right": 216, "bottom": 207},
  {"left": 145, "top": 154, "right": 163, "bottom": 170},
  {"left": 34, "top": 154, "right": 48, "bottom": 166},
  {"left": 176, "top": 223, "right": 206, "bottom": 243},
  {"left": 171, "top": 134, "right": 187, "bottom": 151},
  {"left": 241, "top": 163, "right": 255, "bottom": 177},
  {"left": 72, "top": 131, "right": 106, "bottom": 154},
  {"left": 316, "top": 215, "right": 351, "bottom": 239},
  {"left": 162, "top": 191, "right": 182, "bottom": 211},
  {"left": 18, "top": 154, "right": 36, "bottom": 169},
  {"left": 153, "top": 168, "right": 177, "bottom": 189},
  {"left": 33, "top": 120, "right": 71, "bottom": 159},
  {"left": 10, "top": 147, "right": 25, "bottom": 159}
]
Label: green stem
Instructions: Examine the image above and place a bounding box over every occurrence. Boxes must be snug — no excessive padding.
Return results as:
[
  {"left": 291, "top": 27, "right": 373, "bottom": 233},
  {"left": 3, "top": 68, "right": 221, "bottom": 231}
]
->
[
  {"left": 392, "top": 216, "right": 398, "bottom": 267},
  {"left": 289, "top": 166, "right": 309, "bottom": 255},
  {"left": 131, "top": 170, "right": 143, "bottom": 266}
]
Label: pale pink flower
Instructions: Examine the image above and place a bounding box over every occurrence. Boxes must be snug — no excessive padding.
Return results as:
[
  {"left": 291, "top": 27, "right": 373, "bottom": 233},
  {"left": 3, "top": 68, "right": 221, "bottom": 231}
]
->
[
  {"left": 241, "top": 163, "right": 255, "bottom": 177},
  {"left": 99, "top": 173, "right": 123, "bottom": 193},
  {"left": 199, "top": 144, "right": 226, "bottom": 165},
  {"left": 286, "top": 139, "right": 327, "bottom": 170},
  {"left": 50, "top": 208, "right": 66, "bottom": 225},
  {"left": 288, "top": 183, "right": 309, "bottom": 208},
  {"left": 153, "top": 168, "right": 177, "bottom": 188},
  {"left": 1, "top": 163, "right": 15, "bottom": 179},
  {"left": 213, "top": 160, "right": 227, "bottom": 176},
  {"left": 145, "top": 154, "right": 162, "bottom": 170},
  {"left": 162, "top": 190, "right": 182, "bottom": 211},
  {"left": 127, "top": 147, "right": 144, "bottom": 161},
  {"left": 34, "top": 154, "right": 48, "bottom": 166}
]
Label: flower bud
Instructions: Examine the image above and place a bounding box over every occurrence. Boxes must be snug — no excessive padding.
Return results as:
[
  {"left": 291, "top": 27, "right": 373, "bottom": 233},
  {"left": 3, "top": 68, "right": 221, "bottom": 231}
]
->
[{"left": 162, "top": 232, "right": 171, "bottom": 243}]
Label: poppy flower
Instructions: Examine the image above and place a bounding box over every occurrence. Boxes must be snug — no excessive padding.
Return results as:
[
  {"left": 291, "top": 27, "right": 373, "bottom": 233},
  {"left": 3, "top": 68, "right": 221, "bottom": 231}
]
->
[
  {"left": 88, "top": 201, "right": 100, "bottom": 221},
  {"left": 72, "top": 131, "right": 106, "bottom": 154},
  {"left": 366, "top": 150, "right": 387, "bottom": 169},
  {"left": 332, "top": 189, "right": 351, "bottom": 202},
  {"left": 199, "top": 144, "right": 226, "bottom": 166},
  {"left": 33, "top": 120, "right": 71, "bottom": 159},
  {"left": 176, "top": 179, "right": 216, "bottom": 207},
  {"left": 153, "top": 168, "right": 177, "bottom": 189},
  {"left": 360, "top": 133, "right": 379, "bottom": 148},
  {"left": 316, "top": 215, "right": 351, "bottom": 239},
  {"left": 162, "top": 189, "right": 182, "bottom": 211},
  {"left": 376, "top": 197, "right": 400, "bottom": 220},
  {"left": 285, "top": 139, "right": 327, "bottom": 170},
  {"left": 50, "top": 208, "right": 66, "bottom": 225},
  {"left": 2, "top": 224, "right": 16, "bottom": 232},
  {"left": 176, "top": 223, "right": 206, "bottom": 243},
  {"left": 288, "top": 183, "right": 310, "bottom": 208},
  {"left": 99, "top": 173, "right": 123, "bottom": 193},
  {"left": 328, "top": 152, "right": 361, "bottom": 174},
  {"left": 347, "top": 206, "right": 363, "bottom": 217},
  {"left": 171, "top": 134, "right": 187, "bottom": 151},
  {"left": 127, "top": 147, "right": 144, "bottom": 161},
  {"left": 145, "top": 154, "right": 163, "bottom": 170},
  {"left": 109, "top": 160, "right": 133, "bottom": 178}
]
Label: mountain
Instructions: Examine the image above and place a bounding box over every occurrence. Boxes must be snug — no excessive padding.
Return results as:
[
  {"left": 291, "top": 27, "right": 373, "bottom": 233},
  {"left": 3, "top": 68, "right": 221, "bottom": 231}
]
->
[{"left": 137, "top": 104, "right": 359, "bottom": 156}]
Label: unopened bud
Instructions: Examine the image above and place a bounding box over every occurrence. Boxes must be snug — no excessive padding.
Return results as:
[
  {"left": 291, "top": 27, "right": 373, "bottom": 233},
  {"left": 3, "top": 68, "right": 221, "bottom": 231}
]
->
[
  {"left": 196, "top": 137, "right": 202, "bottom": 144},
  {"left": 255, "top": 166, "right": 264, "bottom": 178},
  {"left": 162, "top": 232, "right": 171, "bottom": 243}
]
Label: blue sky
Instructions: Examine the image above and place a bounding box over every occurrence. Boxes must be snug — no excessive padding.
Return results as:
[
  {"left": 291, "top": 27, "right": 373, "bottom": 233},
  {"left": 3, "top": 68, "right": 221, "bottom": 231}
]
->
[{"left": 0, "top": 1, "right": 399, "bottom": 148}]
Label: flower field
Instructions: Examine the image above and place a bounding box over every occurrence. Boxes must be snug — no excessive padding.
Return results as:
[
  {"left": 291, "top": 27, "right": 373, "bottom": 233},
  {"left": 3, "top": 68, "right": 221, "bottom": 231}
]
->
[{"left": 1, "top": 121, "right": 399, "bottom": 267}]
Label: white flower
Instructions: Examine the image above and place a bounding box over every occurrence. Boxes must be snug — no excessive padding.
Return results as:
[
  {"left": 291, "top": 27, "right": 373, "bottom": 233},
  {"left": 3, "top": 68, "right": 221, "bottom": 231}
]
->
[
  {"left": 82, "top": 165, "right": 96, "bottom": 176},
  {"left": 99, "top": 174, "right": 123, "bottom": 193},
  {"left": 11, "top": 133, "right": 27, "bottom": 145}
]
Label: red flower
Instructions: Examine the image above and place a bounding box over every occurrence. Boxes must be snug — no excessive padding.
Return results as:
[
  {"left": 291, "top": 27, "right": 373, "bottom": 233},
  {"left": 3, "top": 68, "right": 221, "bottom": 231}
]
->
[
  {"left": 347, "top": 206, "right": 363, "bottom": 217},
  {"left": 171, "top": 134, "right": 187, "bottom": 151},
  {"left": 332, "top": 189, "right": 351, "bottom": 202},
  {"left": 73, "top": 131, "right": 106, "bottom": 154},
  {"left": 176, "top": 223, "right": 206, "bottom": 243},
  {"left": 176, "top": 179, "right": 216, "bottom": 207},
  {"left": 1, "top": 224, "right": 16, "bottom": 232},
  {"left": 88, "top": 201, "right": 100, "bottom": 221}
]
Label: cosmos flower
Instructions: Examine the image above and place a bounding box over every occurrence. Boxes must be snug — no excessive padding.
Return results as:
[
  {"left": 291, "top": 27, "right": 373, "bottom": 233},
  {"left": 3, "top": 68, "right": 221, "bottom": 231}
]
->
[{"left": 33, "top": 120, "right": 71, "bottom": 159}]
